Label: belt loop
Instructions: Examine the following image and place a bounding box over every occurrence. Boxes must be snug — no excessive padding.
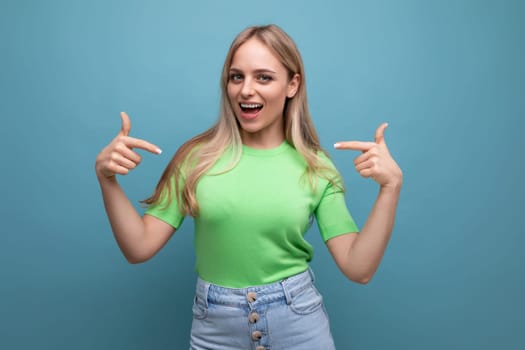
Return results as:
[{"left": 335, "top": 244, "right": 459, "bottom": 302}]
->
[
  {"left": 204, "top": 283, "right": 211, "bottom": 308},
  {"left": 308, "top": 266, "right": 316, "bottom": 283},
  {"left": 197, "top": 279, "right": 211, "bottom": 308},
  {"left": 280, "top": 280, "right": 292, "bottom": 305},
  {"left": 203, "top": 282, "right": 211, "bottom": 308}
]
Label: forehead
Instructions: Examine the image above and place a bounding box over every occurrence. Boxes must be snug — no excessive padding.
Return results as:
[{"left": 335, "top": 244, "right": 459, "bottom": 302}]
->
[{"left": 230, "top": 38, "right": 285, "bottom": 72}]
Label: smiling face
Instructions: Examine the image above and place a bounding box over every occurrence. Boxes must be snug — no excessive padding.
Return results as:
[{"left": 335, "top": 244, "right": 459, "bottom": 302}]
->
[{"left": 227, "top": 38, "right": 299, "bottom": 148}]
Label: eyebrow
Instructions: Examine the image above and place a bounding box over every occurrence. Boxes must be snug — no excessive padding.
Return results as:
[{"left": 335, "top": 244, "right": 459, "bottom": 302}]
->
[{"left": 229, "top": 67, "right": 277, "bottom": 74}]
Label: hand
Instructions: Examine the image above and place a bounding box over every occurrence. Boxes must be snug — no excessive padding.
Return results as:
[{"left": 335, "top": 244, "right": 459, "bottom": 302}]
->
[
  {"left": 95, "top": 112, "right": 162, "bottom": 179},
  {"left": 334, "top": 123, "right": 402, "bottom": 188}
]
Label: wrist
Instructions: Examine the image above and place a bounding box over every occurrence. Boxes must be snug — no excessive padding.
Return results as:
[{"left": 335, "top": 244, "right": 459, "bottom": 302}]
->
[
  {"left": 97, "top": 173, "right": 118, "bottom": 184},
  {"left": 380, "top": 180, "right": 402, "bottom": 193}
]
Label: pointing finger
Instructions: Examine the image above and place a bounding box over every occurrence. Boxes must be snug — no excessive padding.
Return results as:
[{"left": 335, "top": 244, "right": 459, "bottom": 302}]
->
[
  {"left": 375, "top": 122, "right": 388, "bottom": 144},
  {"left": 334, "top": 141, "right": 375, "bottom": 152},
  {"left": 120, "top": 112, "right": 131, "bottom": 136},
  {"left": 125, "top": 136, "right": 162, "bottom": 155}
]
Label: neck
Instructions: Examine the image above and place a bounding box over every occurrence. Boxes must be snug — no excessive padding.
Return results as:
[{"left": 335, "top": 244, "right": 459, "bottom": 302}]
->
[
  {"left": 240, "top": 120, "right": 285, "bottom": 149},
  {"left": 241, "top": 131, "right": 285, "bottom": 149}
]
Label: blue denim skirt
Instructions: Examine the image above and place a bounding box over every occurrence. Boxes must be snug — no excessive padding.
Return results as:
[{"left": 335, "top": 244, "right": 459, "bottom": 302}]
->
[{"left": 190, "top": 268, "right": 336, "bottom": 350}]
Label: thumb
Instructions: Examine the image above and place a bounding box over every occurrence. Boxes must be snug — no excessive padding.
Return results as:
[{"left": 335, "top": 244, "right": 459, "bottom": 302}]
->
[
  {"left": 375, "top": 122, "right": 388, "bottom": 144},
  {"left": 120, "top": 112, "right": 131, "bottom": 136}
]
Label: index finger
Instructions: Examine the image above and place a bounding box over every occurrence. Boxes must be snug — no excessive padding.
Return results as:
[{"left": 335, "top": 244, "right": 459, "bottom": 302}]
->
[
  {"left": 334, "top": 141, "right": 376, "bottom": 151},
  {"left": 125, "top": 136, "right": 162, "bottom": 155}
]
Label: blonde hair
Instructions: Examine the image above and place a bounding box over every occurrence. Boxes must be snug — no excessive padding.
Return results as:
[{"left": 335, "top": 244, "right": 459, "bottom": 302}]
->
[{"left": 142, "top": 24, "right": 342, "bottom": 216}]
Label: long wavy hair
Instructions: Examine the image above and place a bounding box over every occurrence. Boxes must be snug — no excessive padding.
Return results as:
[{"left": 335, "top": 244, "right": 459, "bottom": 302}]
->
[{"left": 142, "top": 24, "right": 341, "bottom": 216}]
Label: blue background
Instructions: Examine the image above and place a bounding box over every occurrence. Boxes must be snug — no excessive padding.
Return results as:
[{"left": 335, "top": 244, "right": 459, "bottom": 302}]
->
[{"left": 1, "top": 0, "right": 524, "bottom": 349}]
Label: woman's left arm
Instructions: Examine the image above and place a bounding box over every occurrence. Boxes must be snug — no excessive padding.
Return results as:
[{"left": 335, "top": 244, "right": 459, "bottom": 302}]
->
[{"left": 327, "top": 123, "right": 403, "bottom": 284}]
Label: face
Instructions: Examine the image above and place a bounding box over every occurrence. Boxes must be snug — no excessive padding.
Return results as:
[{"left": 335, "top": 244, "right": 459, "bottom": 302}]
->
[{"left": 227, "top": 38, "right": 299, "bottom": 147}]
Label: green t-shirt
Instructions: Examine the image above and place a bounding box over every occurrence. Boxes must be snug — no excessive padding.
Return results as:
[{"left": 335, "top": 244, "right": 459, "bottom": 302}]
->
[{"left": 146, "top": 142, "right": 358, "bottom": 287}]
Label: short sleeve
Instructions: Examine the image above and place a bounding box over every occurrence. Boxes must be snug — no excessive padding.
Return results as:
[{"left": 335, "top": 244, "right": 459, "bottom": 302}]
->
[
  {"left": 145, "top": 178, "right": 186, "bottom": 229},
  {"left": 314, "top": 154, "right": 359, "bottom": 241},
  {"left": 315, "top": 180, "right": 359, "bottom": 241}
]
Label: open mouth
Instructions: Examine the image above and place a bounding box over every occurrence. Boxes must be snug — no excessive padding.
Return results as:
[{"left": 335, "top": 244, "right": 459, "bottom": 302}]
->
[{"left": 240, "top": 103, "right": 263, "bottom": 115}]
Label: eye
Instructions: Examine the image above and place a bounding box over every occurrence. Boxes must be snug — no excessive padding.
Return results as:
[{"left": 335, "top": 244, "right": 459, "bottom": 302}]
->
[
  {"left": 257, "top": 74, "right": 273, "bottom": 82},
  {"left": 229, "top": 73, "right": 243, "bottom": 82}
]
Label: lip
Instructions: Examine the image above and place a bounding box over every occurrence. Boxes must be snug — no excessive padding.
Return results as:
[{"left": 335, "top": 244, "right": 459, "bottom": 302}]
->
[{"left": 239, "top": 108, "right": 262, "bottom": 120}]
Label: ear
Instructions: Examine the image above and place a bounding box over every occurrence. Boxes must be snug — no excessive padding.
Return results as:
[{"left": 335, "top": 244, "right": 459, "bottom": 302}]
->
[{"left": 287, "top": 73, "right": 300, "bottom": 98}]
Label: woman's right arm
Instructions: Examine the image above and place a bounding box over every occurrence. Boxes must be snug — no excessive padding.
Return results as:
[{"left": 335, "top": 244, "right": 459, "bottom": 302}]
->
[{"left": 95, "top": 112, "right": 174, "bottom": 263}]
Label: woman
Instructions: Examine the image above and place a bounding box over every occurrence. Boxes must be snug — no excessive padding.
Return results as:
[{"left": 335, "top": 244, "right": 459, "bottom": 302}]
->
[{"left": 95, "top": 24, "right": 402, "bottom": 350}]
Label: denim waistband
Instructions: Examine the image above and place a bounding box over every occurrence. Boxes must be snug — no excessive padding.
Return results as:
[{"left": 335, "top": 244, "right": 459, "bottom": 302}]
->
[{"left": 195, "top": 268, "right": 315, "bottom": 308}]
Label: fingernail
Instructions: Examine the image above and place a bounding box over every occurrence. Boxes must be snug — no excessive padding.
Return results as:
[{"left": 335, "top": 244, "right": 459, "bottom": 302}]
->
[
  {"left": 156, "top": 148, "right": 162, "bottom": 155},
  {"left": 333, "top": 143, "right": 340, "bottom": 148}
]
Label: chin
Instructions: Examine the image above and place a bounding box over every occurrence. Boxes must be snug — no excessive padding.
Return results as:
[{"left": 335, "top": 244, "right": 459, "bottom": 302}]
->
[{"left": 238, "top": 124, "right": 262, "bottom": 134}]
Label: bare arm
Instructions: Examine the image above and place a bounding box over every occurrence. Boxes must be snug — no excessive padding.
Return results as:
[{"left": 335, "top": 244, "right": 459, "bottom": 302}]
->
[
  {"left": 97, "top": 176, "right": 175, "bottom": 263},
  {"left": 96, "top": 112, "right": 174, "bottom": 263},
  {"left": 328, "top": 123, "right": 403, "bottom": 284},
  {"left": 326, "top": 184, "right": 400, "bottom": 284}
]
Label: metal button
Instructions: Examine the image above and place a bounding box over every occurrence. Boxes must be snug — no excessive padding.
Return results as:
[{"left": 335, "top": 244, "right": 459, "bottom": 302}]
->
[
  {"left": 248, "top": 312, "right": 260, "bottom": 323},
  {"left": 251, "top": 330, "right": 262, "bottom": 341},
  {"left": 246, "top": 291, "right": 257, "bottom": 303},
  {"left": 255, "top": 346, "right": 266, "bottom": 350}
]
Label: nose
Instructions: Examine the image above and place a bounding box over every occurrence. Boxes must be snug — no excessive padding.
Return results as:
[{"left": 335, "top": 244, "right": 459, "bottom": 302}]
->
[{"left": 240, "top": 78, "right": 255, "bottom": 98}]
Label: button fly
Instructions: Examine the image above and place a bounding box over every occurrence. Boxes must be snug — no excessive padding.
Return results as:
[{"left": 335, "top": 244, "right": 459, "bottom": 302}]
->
[
  {"left": 248, "top": 312, "right": 260, "bottom": 323},
  {"left": 246, "top": 291, "right": 257, "bottom": 303}
]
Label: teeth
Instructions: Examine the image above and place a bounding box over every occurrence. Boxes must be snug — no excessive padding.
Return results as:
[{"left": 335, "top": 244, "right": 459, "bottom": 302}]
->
[{"left": 240, "top": 103, "right": 262, "bottom": 109}]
